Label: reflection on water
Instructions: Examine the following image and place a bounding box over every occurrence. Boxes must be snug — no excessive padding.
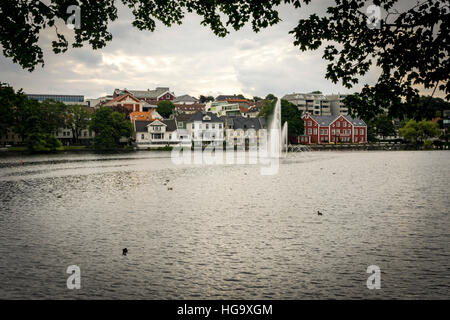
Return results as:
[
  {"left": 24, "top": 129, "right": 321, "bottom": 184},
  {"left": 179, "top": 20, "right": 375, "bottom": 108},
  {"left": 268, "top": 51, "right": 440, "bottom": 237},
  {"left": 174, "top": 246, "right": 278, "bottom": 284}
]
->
[{"left": 0, "top": 151, "right": 449, "bottom": 299}]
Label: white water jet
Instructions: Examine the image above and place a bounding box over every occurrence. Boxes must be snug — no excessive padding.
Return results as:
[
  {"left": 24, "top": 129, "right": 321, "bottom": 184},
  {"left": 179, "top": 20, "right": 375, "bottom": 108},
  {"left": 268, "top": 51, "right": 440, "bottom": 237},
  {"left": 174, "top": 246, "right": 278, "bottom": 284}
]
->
[{"left": 267, "top": 98, "right": 288, "bottom": 158}]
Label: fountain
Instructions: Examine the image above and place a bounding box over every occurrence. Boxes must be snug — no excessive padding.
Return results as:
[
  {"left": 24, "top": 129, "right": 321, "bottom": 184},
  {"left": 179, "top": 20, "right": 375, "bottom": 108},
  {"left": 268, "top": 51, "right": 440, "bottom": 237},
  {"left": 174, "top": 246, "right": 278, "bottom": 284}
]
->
[{"left": 267, "top": 98, "right": 288, "bottom": 158}]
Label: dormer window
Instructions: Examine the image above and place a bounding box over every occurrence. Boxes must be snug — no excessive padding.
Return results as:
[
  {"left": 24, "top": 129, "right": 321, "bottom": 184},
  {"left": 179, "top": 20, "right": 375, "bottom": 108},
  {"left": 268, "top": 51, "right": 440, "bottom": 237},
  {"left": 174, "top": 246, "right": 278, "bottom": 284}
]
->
[{"left": 203, "top": 115, "right": 211, "bottom": 121}]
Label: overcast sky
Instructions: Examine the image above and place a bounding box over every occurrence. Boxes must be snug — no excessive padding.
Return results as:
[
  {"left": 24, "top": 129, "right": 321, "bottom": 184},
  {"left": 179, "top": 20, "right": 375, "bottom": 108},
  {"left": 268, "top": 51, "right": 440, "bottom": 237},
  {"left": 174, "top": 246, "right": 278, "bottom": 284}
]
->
[{"left": 0, "top": 1, "right": 438, "bottom": 99}]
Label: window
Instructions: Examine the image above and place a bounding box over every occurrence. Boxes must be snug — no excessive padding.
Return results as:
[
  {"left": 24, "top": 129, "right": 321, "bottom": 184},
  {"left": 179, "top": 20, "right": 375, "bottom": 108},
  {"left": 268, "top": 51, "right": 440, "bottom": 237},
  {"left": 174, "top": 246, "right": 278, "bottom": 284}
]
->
[
  {"left": 313, "top": 128, "right": 317, "bottom": 134},
  {"left": 219, "top": 123, "right": 222, "bottom": 129},
  {"left": 343, "top": 122, "right": 347, "bottom": 127},
  {"left": 320, "top": 129, "right": 323, "bottom": 134},
  {"left": 141, "top": 134, "right": 145, "bottom": 139},
  {"left": 343, "top": 129, "right": 346, "bottom": 134},
  {"left": 206, "top": 124, "right": 209, "bottom": 129},
  {"left": 332, "top": 129, "right": 335, "bottom": 134},
  {"left": 212, "top": 124, "right": 215, "bottom": 129},
  {"left": 192, "top": 124, "right": 195, "bottom": 129},
  {"left": 169, "top": 134, "right": 172, "bottom": 139},
  {"left": 308, "top": 121, "right": 312, "bottom": 126},
  {"left": 324, "top": 129, "right": 328, "bottom": 134},
  {"left": 337, "top": 122, "right": 340, "bottom": 127},
  {"left": 308, "top": 128, "right": 312, "bottom": 134},
  {"left": 360, "top": 129, "right": 364, "bottom": 135}
]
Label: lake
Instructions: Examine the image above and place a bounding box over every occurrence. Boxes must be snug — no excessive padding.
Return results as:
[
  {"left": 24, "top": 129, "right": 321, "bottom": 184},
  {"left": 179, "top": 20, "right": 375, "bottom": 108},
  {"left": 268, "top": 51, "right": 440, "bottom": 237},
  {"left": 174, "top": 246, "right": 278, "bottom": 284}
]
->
[{"left": 0, "top": 150, "right": 448, "bottom": 299}]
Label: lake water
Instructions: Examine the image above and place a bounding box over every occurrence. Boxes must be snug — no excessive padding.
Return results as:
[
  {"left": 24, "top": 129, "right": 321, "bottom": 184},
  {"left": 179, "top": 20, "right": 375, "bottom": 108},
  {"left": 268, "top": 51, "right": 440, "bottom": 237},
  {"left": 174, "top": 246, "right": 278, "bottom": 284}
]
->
[{"left": 0, "top": 150, "right": 448, "bottom": 299}]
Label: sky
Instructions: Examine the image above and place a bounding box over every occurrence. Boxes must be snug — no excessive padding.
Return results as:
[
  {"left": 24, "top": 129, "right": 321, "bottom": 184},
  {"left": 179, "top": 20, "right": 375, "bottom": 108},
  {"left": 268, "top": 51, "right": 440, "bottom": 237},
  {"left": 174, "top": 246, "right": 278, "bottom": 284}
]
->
[{"left": 0, "top": 1, "right": 439, "bottom": 100}]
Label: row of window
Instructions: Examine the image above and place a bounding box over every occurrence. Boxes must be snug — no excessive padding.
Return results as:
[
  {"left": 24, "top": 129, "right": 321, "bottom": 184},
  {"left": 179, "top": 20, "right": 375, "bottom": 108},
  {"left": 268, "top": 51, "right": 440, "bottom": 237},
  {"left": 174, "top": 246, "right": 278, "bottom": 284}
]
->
[
  {"left": 308, "top": 128, "right": 365, "bottom": 135},
  {"left": 192, "top": 123, "right": 223, "bottom": 129},
  {"left": 60, "top": 131, "right": 93, "bottom": 137},
  {"left": 307, "top": 120, "right": 351, "bottom": 127}
]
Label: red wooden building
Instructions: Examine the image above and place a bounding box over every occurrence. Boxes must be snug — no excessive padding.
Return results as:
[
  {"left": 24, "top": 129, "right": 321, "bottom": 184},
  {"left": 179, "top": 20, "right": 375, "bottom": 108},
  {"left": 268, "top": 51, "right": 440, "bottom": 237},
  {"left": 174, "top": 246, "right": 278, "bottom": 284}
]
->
[{"left": 298, "top": 113, "right": 367, "bottom": 144}]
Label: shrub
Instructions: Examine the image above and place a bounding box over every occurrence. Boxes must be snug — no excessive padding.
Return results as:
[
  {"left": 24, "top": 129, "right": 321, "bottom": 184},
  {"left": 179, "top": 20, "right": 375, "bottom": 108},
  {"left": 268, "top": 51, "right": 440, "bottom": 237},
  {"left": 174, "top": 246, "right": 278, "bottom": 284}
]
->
[{"left": 25, "top": 133, "right": 63, "bottom": 153}]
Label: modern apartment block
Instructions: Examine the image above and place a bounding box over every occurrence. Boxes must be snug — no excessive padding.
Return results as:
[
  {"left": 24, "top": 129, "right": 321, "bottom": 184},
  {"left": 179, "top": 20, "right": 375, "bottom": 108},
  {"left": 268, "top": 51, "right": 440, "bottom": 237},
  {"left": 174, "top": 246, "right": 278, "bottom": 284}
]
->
[
  {"left": 281, "top": 93, "right": 331, "bottom": 116},
  {"left": 326, "top": 94, "right": 349, "bottom": 116}
]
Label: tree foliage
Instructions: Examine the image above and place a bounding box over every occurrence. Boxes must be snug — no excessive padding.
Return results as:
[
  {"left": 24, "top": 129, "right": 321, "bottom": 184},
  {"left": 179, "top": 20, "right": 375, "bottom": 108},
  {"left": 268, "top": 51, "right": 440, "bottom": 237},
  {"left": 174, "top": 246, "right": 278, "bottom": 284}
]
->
[
  {"left": 369, "top": 114, "right": 396, "bottom": 139},
  {"left": 66, "top": 104, "right": 92, "bottom": 144},
  {"left": 156, "top": 100, "right": 175, "bottom": 119},
  {"left": 398, "top": 119, "right": 441, "bottom": 144},
  {"left": 0, "top": 83, "right": 23, "bottom": 137},
  {"left": 90, "top": 107, "right": 132, "bottom": 150},
  {"left": 1, "top": 0, "right": 448, "bottom": 117},
  {"left": 259, "top": 98, "right": 304, "bottom": 137},
  {"left": 25, "top": 133, "right": 63, "bottom": 153},
  {"left": 199, "top": 95, "right": 214, "bottom": 103}
]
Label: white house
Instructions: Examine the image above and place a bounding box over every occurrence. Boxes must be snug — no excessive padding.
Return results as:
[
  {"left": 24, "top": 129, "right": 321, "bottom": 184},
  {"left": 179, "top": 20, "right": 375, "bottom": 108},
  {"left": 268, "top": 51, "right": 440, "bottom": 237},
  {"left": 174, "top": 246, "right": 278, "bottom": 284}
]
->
[
  {"left": 135, "top": 119, "right": 188, "bottom": 148},
  {"left": 187, "top": 111, "right": 224, "bottom": 145}
]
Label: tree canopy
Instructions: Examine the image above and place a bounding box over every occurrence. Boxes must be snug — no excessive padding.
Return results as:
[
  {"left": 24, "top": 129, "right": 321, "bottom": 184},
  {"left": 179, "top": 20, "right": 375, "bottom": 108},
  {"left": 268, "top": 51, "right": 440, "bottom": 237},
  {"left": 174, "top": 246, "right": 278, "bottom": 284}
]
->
[
  {"left": 398, "top": 119, "right": 441, "bottom": 144},
  {"left": 259, "top": 98, "right": 304, "bottom": 137},
  {"left": 89, "top": 107, "right": 132, "bottom": 150},
  {"left": 156, "top": 100, "right": 175, "bottom": 119},
  {"left": 66, "top": 104, "right": 92, "bottom": 144},
  {"left": 1, "top": 0, "right": 448, "bottom": 116}
]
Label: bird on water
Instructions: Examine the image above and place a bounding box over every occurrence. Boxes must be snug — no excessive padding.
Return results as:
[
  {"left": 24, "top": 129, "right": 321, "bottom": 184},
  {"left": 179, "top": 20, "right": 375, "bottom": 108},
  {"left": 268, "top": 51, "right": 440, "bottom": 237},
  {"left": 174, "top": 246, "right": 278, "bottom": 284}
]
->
[
  {"left": 122, "top": 248, "right": 128, "bottom": 256},
  {"left": 317, "top": 211, "right": 323, "bottom": 216}
]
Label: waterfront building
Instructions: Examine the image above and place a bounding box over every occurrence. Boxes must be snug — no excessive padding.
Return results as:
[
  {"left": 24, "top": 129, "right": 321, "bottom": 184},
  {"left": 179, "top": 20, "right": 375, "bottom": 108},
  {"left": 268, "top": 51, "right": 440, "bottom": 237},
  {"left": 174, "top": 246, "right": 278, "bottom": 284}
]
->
[
  {"left": 134, "top": 119, "right": 185, "bottom": 148},
  {"left": 223, "top": 116, "right": 267, "bottom": 144},
  {"left": 298, "top": 112, "right": 367, "bottom": 144},
  {"left": 187, "top": 111, "right": 225, "bottom": 145}
]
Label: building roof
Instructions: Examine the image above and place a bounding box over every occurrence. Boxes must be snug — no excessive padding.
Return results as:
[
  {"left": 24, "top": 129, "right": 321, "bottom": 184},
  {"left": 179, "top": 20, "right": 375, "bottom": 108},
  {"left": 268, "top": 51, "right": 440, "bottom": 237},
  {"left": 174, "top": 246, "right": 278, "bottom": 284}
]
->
[
  {"left": 222, "top": 99, "right": 249, "bottom": 103},
  {"left": 173, "top": 94, "right": 198, "bottom": 103},
  {"left": 309, "top": 115, "right": 337, "bottom": 126},
  {"left": 343, "top": 115, "right": 367, "bottom": 126},
  {"left": 239, "top": 106, "right": 249, "bottom": 113},
  {"left": 162, "top": 119, "right": 177, "bottom": 131},
  {"left": 305, "top": 113, "right": 366, "bottom": 127},
  {"left": 104, "top": 92, "right": 142, "bottom": 106},
  {"left": 114, "top": 87, "right": 172, "bottom": 99},
  {"left": 215, "top": 94, "right": 243, "bottom": 101},
  {"left": 134, "top": 119, "right": 177, "bottom": 132},
  {"left": 226, "top": 117, "right": 266, "bottom": 130},
  {"left": 130, "top": 111, "right": 156, "bottom": 122},
  {"left": 174, "top": 103, "right": 205, "bottom": 112},
  {"left": 135, "top": 121, "right": 152, "bottom": 132},
  {"left": 174, "top": 113, "right": 193, "bottom": 123},
  {"left": 189, "top": 111, "right": 223, "bottom": 123}
]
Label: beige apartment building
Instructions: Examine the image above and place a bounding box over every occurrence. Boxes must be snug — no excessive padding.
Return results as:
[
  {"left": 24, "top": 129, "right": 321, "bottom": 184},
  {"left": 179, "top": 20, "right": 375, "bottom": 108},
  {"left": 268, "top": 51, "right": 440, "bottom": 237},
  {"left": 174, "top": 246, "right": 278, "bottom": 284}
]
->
[{"left": 282, "top": 93, "right": 331, "bottom": 116}]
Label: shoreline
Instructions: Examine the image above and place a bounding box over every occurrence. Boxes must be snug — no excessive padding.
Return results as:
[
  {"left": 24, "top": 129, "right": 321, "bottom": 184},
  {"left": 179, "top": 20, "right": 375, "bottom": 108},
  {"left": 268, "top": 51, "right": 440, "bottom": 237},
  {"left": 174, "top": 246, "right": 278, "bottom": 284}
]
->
[{"left": 0, "top": 144, "right": 447, "bottom": 157}]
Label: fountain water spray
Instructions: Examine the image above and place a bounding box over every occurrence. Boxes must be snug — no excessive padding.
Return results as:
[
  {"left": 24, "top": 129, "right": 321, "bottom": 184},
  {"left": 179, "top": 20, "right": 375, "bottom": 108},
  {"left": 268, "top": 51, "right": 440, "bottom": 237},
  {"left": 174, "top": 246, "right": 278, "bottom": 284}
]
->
[{"left": 268, "top": 99, "right": 288, "bottom": 158}]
